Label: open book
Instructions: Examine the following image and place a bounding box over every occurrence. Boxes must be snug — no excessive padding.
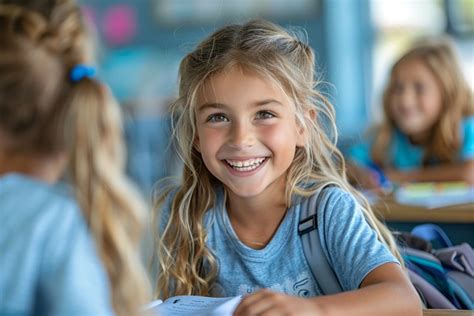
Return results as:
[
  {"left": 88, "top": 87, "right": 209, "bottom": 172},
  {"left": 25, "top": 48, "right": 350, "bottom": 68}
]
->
[{"left": 144, "top": 295, "right": 242, "bottom": 316}]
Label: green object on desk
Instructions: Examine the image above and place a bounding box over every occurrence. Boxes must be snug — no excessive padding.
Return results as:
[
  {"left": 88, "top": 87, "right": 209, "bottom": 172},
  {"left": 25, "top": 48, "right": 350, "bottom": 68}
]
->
[{"left": 394, "top": 182, "right": 474, "bottom": 208}]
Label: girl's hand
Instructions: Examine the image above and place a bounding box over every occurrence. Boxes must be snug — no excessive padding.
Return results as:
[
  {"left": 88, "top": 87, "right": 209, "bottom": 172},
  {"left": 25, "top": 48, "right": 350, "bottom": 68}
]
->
[
  {"left": 358, "top": 168, "right": 382, "bottom": 190},
  {"left": 346, "top": 163, "right": 382, "bottom": 191},
  {"left": 385, "top": 168, "right": 410, "bottom": 184},
  {"left": 233, "top": 289, "right": 322, "bottom": 316}
]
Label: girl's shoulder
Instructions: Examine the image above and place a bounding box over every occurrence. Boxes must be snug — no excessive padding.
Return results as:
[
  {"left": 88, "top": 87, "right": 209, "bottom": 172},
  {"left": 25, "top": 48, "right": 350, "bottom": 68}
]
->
[
  {"left": 461, "top": 115, "right": 474, "bottom": 140},
  {"left": 309, "top": 185, "right": 366, "bottom": 228},
  {"left": 313, "top": 185, "right": 356, "bottom": 204},
  {"left": 0, "top": 173, "right": 88, "bottom": 244},
  {"left": 0, "top": 174, "right": 114, "bottom": 316},
  {"left": 0, "top": 173, "right": 94, "bottom": 267},
  {"left": 462, "top": 115, "right": 474, "bottom": 127},
  {"left": 300, "top": 185, "right": 359, "bottom": 219},
  {"left": 460, "top": 115, "right": 474, "bottom": 159},
  {"left": 0, "top": 173, "right": 80, "bottom": 218}
]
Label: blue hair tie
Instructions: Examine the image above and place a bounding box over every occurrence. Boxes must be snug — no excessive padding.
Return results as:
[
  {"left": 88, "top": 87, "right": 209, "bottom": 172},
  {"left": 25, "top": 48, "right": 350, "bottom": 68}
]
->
[{"left": 70, "top": 64, "right": 96, "bottom": 82}]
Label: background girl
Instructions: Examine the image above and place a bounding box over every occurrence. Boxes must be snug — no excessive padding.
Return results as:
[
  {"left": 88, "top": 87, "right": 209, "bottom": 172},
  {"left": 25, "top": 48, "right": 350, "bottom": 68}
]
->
[
  {"left": 154, "top": 20, "right": 421, "bottom": 315},
  {"left": 348, "top": 38, "right": 474, "bottom": 189},
  {"left": 0, "top": 0, "right": 149, "bottom": 315}
]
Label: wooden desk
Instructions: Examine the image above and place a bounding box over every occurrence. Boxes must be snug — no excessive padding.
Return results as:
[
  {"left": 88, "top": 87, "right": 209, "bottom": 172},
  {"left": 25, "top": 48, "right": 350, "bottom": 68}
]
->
[
  {"left": 371, "top": 196, "right": 474, "bottom": 245},
  {"left": 423, "top": 309, "right": 474, "bottom": 315},
  {"left": 372, "top": 196, "right": 474, "bottom": 223}
]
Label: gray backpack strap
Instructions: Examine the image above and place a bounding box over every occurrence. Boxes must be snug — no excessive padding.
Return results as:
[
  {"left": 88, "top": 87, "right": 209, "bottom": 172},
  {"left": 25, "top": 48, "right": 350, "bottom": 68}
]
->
[{"left": 298, "top": 187, "right": 343, "bottom": 295}]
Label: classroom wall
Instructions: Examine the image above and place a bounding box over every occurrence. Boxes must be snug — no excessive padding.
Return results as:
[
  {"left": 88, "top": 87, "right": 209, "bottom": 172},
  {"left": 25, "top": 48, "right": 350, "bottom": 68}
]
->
[{"left": 78, "top": 0, "right": 474, "bottom": 193}]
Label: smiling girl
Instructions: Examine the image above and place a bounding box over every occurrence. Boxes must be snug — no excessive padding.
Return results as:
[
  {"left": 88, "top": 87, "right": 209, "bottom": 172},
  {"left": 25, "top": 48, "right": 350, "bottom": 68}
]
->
[
  {"left": 153, "top": 20, "right": 421, "bottom": 316},
  {"left": 348, "top": 38, "right": 474, "bottom": 189}
]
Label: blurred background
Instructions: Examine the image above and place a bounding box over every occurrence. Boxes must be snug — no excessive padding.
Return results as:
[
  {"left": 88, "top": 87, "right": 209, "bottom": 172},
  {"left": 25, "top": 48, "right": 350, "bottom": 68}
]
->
[{"left": 77, "top": 0, "right": 474, "bottom": 196}]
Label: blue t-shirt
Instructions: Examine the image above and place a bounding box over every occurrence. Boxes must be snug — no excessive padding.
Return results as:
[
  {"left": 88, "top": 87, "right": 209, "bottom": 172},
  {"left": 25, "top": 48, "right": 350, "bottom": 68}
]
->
[
  {"left": 348, "top": 116, "right": 474, "bottom": 170},
  {"left": 161, "top": 186, "right": 398, "bottom": 297},
  {"left": 0, "top": 173, "right": 114, "bottom": 316}
]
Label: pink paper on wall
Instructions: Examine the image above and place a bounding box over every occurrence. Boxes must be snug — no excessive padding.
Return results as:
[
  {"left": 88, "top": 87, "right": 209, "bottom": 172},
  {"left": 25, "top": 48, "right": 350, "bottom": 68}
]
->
[{"left": 103, "top": 4, "right": 137, "bottom": 46}]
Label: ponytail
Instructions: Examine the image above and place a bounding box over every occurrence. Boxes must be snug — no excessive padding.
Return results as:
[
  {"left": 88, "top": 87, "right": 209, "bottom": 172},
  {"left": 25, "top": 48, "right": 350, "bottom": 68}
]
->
[{"left": 66, "top": 78, "right": 150, "bottom": 315}]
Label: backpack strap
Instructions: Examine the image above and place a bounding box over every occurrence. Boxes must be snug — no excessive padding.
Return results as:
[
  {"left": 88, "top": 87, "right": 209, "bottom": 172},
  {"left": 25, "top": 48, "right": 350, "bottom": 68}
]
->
[{"left": 298, "top": 186, "right": 343, "bottom": 295}]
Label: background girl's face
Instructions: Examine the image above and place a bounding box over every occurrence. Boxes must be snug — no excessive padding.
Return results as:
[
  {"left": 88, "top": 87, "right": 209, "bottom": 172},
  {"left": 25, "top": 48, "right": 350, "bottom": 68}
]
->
[
  {"left": 194, "top": 67, "right": 305, "bottom": 199},
  {"left": 389, "top": 57, "right": 443, "bottom": 141}
]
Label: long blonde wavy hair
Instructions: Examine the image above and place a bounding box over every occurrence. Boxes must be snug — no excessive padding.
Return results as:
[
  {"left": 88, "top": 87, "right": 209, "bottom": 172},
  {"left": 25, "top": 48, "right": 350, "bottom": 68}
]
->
[
  {"left": 372, "top": 38, "right": 474, "bottom": 166},
  {"left": 0, "top": 1, "right": 150, "bottom": 315},
  {"left": 154, "top": 19, "right": 401, "bottom": 299}
]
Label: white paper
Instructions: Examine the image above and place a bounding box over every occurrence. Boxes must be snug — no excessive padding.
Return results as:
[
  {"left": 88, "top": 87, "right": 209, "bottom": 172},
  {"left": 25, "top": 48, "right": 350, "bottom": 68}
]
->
[{"left": 145, "top": 295, "right": 242, "bottom": 316}]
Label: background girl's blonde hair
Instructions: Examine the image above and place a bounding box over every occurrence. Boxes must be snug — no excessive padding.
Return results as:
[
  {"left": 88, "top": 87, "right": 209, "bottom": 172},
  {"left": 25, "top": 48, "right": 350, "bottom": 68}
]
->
[
  {"left": 154, "top": 19, "right": 402, "bottom": 299},
  {"left": 0, "top": 1, "right": 150, "bottom": 314},
  {"left": 372, "top": 37, "right": 474, "bottom": 166}
]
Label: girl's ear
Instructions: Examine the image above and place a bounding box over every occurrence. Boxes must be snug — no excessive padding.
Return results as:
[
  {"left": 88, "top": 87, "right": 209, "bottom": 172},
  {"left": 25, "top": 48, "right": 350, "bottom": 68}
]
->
[{"left": 296, "top": 109, "right": 316, "bottom": 147}]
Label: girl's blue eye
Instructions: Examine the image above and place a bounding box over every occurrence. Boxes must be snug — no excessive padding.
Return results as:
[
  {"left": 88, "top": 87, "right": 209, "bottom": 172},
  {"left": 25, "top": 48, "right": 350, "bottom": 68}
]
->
[
  {"left": 255, "top": 111, "right": 276, "bottom": 119},
  {"left": 206, "top": 113, "right": 229, "bottom": 122}
]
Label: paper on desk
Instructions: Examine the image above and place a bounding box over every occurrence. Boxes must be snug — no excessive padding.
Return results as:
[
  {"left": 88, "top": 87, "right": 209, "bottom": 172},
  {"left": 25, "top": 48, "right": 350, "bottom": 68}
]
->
[
  {"left": 394, "top": 182, "right": 474, "bottom": 209},
  {"left": 144, "top": 295, "right": 242, "bottom": 316}
]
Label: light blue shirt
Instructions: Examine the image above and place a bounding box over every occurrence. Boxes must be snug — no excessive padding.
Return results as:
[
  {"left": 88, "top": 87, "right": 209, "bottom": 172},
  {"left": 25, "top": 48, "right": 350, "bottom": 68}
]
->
[
  {"left": 348, "top": 116, "right": 474, "bottom": 170},
  {"left": 161, "top": 186, "right": 397, "bottom": 297},
  {"left": 0, "top": 173, "right": 114, "bottom": 316}
]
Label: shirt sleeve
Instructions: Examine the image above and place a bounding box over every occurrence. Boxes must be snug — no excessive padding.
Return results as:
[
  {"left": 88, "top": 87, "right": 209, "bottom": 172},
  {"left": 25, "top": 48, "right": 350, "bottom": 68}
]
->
[
  {"left": 40, "top": 202, "right": 115, "bottom": 316},
  {"left": 461, "top": 116, "right": 474, "bottom": 160},
  {"left": 318, "top": 187, "right": 399, "bottom": 291}
]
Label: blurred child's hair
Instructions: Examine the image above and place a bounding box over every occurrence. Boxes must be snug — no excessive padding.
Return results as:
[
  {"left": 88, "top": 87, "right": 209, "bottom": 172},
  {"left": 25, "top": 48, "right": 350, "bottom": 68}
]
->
[
  {"left": 373, "top": 37, "right": 474, "bottom": 166},
  {"left": 0, "top": 0, "right": 149, "bottom": 314},
  {"left": 154, "top": 19, "right": 401, "bottom": 299}
]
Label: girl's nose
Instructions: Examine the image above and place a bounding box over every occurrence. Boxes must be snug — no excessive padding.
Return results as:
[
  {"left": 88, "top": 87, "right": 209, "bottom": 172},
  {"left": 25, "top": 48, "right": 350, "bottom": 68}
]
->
[
  {"left": 228, "top": 121, "right": 254, "bottom": 149},
  {"left": 397, "top": 87, "right": 416, "bottom": 110}
]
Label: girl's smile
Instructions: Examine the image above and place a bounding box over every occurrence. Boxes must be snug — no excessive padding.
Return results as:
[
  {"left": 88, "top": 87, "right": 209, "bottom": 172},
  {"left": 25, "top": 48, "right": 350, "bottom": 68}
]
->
[{"left": 223, "top": 157, "right": 269, "bottom": 176}]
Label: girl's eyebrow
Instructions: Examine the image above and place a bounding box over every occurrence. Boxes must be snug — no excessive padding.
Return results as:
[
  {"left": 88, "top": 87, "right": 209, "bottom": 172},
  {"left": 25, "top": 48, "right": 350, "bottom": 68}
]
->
[
  {"left": 197, "top": 102, "right": 227, "bottom": 112},
  {"left": 254, "top": 99, "right": 284, "bottom": 107},
  {"left": 198, "top": 99, "right": 283, "bottom": 112}
]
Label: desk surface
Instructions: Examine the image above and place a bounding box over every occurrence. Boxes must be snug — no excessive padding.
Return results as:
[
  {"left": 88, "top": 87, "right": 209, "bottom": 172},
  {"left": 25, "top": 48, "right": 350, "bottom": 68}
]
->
[{"left": 371, "top": 196, "right": 474, "bottom": 223}]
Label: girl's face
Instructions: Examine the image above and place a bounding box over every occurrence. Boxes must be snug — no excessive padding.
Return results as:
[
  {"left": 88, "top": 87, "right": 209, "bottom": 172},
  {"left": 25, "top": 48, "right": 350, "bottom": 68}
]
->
[
  {"left": 389, "top": 58, "right": 443, "bottom": 141},
  {"left": 195, "top": 67, "right": 305, "bottom": 199}
]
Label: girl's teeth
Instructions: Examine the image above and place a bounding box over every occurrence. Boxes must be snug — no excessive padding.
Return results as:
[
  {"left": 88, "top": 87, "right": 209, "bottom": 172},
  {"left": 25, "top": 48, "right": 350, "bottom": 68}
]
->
[{"left": 226, "top": 158, "right": 265, "bottom": 171}]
